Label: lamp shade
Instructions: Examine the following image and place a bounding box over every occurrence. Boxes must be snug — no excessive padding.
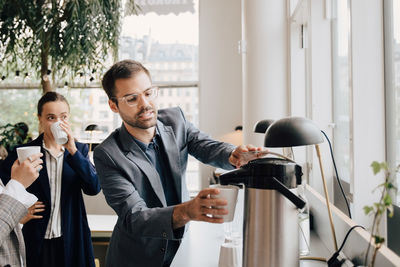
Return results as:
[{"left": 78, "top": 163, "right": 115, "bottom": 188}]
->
[
  {"left": 253, "top": 119, "right": 275, "bottom": 134},
  {"left": 85, "top": 124, "right": 100, "bottom": 132},
  {"left": 264, "top": 117, "right": 323, "bottom": 147}
]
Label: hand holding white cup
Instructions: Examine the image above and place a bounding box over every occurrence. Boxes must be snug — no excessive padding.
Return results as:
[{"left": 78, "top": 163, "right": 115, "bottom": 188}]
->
[
  {"left": 16, "top": 146, "right": 41, "bottom": 163},
  {"left": 50, "top": 121, "right": 68, "bottom": 145},
  {"left": 12, "top": 151, "right": 43, "bottom": 188},
  {"left": 210, "top": 185, "right": 239, "bottom": 222}
]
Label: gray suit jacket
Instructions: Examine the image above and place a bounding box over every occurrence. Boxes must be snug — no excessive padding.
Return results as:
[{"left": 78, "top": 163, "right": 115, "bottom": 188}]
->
[
  {"left": 0, "top": 193, "right": 27, "bottom": 267},
  {"left": 94, "top": 107, "right": 235, "bottom": 267}
]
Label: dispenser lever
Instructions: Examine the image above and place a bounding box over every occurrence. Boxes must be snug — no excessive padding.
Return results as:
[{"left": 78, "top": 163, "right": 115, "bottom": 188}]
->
[{"left": 271, "top": 177, "right": 306, "bottom": 209}]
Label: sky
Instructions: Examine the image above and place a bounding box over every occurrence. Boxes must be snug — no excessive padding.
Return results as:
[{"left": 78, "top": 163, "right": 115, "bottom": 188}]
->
[{"left": 121, "top": 1, "right": 199, "bottom": 45}]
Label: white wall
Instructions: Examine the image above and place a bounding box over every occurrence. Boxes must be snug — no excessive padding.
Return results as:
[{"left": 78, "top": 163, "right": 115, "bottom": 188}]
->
[
  {"left": 199, "top": 0, "right": 242, "bottom": 187},
  {"left": 241, "top": 0, "right": 290, "bottom": 146}
]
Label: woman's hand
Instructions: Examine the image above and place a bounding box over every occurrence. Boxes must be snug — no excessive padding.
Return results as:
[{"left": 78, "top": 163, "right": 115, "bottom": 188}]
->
[
  {"left": 59, "top": 121, "right": 77, "bottom": 155},
  {"left": 20, "top": 201, "right": 45, "bottom": 224}
]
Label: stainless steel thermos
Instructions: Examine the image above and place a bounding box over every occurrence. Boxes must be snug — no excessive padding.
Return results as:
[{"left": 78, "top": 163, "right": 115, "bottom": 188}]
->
[{"left": 219, "top": 158, "right": 305, "bottom": 267}]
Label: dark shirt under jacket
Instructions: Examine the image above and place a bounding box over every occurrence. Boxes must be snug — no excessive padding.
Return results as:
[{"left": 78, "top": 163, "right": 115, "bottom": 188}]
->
[{"left": 133, "top": 129, "right": 179, "bottom": 267}]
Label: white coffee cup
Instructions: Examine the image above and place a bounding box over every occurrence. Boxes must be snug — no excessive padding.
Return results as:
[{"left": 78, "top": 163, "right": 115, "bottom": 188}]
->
[
  {"left": 50, "top": 121, "right": 68, "bottom": 145},
  {"left": 210, "top": 184, "right": 239, "bottom": 222},
  {"left": 16, "top": 146, "right": 41, "bottom": 163}
]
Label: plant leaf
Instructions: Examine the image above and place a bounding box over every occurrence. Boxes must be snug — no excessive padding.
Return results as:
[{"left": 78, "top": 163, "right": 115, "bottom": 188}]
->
[
  {"left": 374, "top": 235, "right": 385, "bottom": 244},
  {"left": 383, "top": 194, "right": 392, "bottom": 206},
  {"left": 371, "top": 161, "right": 381, "bottom": 175},
  {"left": 363, "top": 206, "right": 373, "bottom": 215}
]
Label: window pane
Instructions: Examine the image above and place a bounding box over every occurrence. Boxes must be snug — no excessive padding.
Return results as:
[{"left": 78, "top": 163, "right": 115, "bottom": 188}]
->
[
  {"left": 332, "top": 0, "right": 352, "bottom": 183},
  {"left": 119, "top": 3, "right": 200, "bottom": 191},
  {"left": 392, "top": 0, "right": 400, "bottom": 203},
  {"left": 0, "top": 89, "right": 42, "bottom": 137}
]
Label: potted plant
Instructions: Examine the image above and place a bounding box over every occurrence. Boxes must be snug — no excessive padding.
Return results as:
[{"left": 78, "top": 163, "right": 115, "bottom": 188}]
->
[{"left": 363, "top": 161, "right": 399, "bottom": 267}]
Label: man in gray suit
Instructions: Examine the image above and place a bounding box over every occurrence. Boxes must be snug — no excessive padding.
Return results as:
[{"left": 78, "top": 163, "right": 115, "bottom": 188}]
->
[
  {"left": 94, "top": 60, "right": 263, "bottom": 267},
  {"left": 0, "top": 153, "right": 43, "bottom": 267}
]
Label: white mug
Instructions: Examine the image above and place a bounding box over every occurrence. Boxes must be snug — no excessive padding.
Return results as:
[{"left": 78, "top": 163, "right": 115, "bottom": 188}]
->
[
  {"left": 50, "top": 121, "right": 68, "bottom": 145},
  {"left": 16, "top": 146, "right": 41, "bottom": 163},
  {"left": 210, "top": 184, "right": 239, "bottom": 222}
]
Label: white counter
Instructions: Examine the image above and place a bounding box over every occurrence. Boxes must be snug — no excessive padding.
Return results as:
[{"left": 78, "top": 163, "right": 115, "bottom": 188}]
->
[{"left": 171, "top": 221, "right": 330, "bottom": 267}]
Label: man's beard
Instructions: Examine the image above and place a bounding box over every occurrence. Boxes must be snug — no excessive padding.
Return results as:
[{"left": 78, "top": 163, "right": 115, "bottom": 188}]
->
[{"left": 121, "top": 105, "right": 157, "bottom": 130}]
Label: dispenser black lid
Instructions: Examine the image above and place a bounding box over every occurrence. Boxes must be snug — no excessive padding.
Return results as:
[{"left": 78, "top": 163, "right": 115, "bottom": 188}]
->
[{"left": 219, "top": 157, "right": 302, "bottom": 189}]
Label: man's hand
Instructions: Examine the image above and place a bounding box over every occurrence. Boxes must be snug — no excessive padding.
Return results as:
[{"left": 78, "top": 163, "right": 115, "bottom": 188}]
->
[
  {"left": 11, "top": 153, "right": 43, "bottom": 188},
  {"left": 20, "top": 201, "right": 45, "bottom": 224},
  {"left": 229, "top": 145, "right": 267, "bottom": 168},
  {"left": 172, "top": 188, "right": 228, "bottom": 229}
]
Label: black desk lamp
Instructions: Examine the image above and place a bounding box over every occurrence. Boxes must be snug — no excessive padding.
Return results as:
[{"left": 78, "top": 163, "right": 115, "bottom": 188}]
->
[
  {"left": 85, "top": 124, "right": 100, "bottom": 152},
  {"left": 253, "top": 118, "right": 295, "bottom": 162},
  {"left": 253, "top": 119, "right": 275, "bottom": 134},
  {"left": 264, "top": 116, "right": 338, "bottom": 251}
]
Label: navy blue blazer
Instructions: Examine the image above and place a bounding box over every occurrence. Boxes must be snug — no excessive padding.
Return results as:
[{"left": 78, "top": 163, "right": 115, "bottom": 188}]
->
[{"left": 0, "top": 134, "right": 100, "bottom": 267}]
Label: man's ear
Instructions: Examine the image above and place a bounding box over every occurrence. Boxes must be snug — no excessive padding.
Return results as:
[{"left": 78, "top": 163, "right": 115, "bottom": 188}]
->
[{"left": 109, "top": 99, "right": 119, "bottom": 113}]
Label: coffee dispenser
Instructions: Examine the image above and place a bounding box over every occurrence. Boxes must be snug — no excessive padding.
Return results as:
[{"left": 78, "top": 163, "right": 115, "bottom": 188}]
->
[{"left": 219, "top": 157, "right": 305, "bottom": 267}]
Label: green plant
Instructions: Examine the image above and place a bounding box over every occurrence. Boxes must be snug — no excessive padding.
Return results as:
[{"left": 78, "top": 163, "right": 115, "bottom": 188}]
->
[
  {"left": 363, "top": 161, "right": 399, "bottom": 267},
  {"left": 0, "top": 123, "right": 28, "bottom": 152},
  {"left": 0, "top": 0, "right": 139, "bottom": 93}
]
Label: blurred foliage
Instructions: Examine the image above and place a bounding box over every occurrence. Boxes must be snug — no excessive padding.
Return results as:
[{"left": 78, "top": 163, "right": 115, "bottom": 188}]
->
[
  {"left": 0, "top": 0, "right": 140, "bottom": 92},
  {"left": 0, "top": 123, "right": 29, "bottom": 152}
]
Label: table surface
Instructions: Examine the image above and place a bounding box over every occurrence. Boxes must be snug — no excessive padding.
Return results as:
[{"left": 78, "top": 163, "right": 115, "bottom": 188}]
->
[
  {"left": 170, "top": 221, "right": 330, "bottom": 267},
  {"left": 87, "top": 214, "right": 117, "bottom": 237},
  {"left": 87, "top": 214, "right": 331, "bottom": 266},
  {"left": 88, "top": 191, "right": 332, "bottom": 267}
]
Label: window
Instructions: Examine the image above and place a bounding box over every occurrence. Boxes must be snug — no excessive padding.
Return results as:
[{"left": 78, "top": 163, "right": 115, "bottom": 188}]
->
[
  {"left": 0, "top": 88, "right": 115, "bottom": 141},
  {"left": 385, "top": 0, "right": 400, "bottom": 204},
  {"left": 99, "top": 96, "right": 108, "bottom": 104},
  {"left": 332, "top": 0, "right": 353, "bottom": 185},
  {"left": 99, "top": 111, "right": 109, "bottom": 119},
  {"left": 0, "top": 89, "right": 42, "bottom": 136},
  {"left": 119, "top": 1, "right": 200, "bottom": 191}
]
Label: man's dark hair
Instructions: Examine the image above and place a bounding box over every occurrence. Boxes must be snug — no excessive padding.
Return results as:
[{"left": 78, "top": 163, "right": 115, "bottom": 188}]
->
[
  {"left": 37, "top": 91, "right": 70, "bottom": 116},
  {"left": 102, "top": 60, "right": 152, "bottom": 102}
]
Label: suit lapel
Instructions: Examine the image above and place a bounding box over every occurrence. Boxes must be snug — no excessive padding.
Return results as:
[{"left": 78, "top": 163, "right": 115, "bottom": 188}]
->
[
  {"left": 119, "top": 124, "right": 167, "bottom": 207},
  {"left": 157, "top": 121, "right": 182, "bottom": 202},
  {"left": 60, "top": 148, "right": 70, "bottom": 208},
  {"left": 32, "top": 136, "right": 51, "bottom": 203}
]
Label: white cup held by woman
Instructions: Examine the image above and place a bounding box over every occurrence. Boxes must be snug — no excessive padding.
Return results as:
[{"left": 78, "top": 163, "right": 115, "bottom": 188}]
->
[{"left": 50, "top": 121, "right": 68, "bottom": 145}]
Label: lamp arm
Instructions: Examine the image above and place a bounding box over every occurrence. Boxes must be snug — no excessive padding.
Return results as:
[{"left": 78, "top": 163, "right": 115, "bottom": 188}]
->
[
  {"left": 315, "top": 144, "right": 338, "bottom": 251},
  {"left": 267, "top": 151, "right": 296, "bottom": 163}
]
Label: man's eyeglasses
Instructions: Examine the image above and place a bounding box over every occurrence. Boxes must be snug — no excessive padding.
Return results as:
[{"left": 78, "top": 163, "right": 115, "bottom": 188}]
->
[{"left": 112, "top": 86, "right": 159, "bottom": 107}]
